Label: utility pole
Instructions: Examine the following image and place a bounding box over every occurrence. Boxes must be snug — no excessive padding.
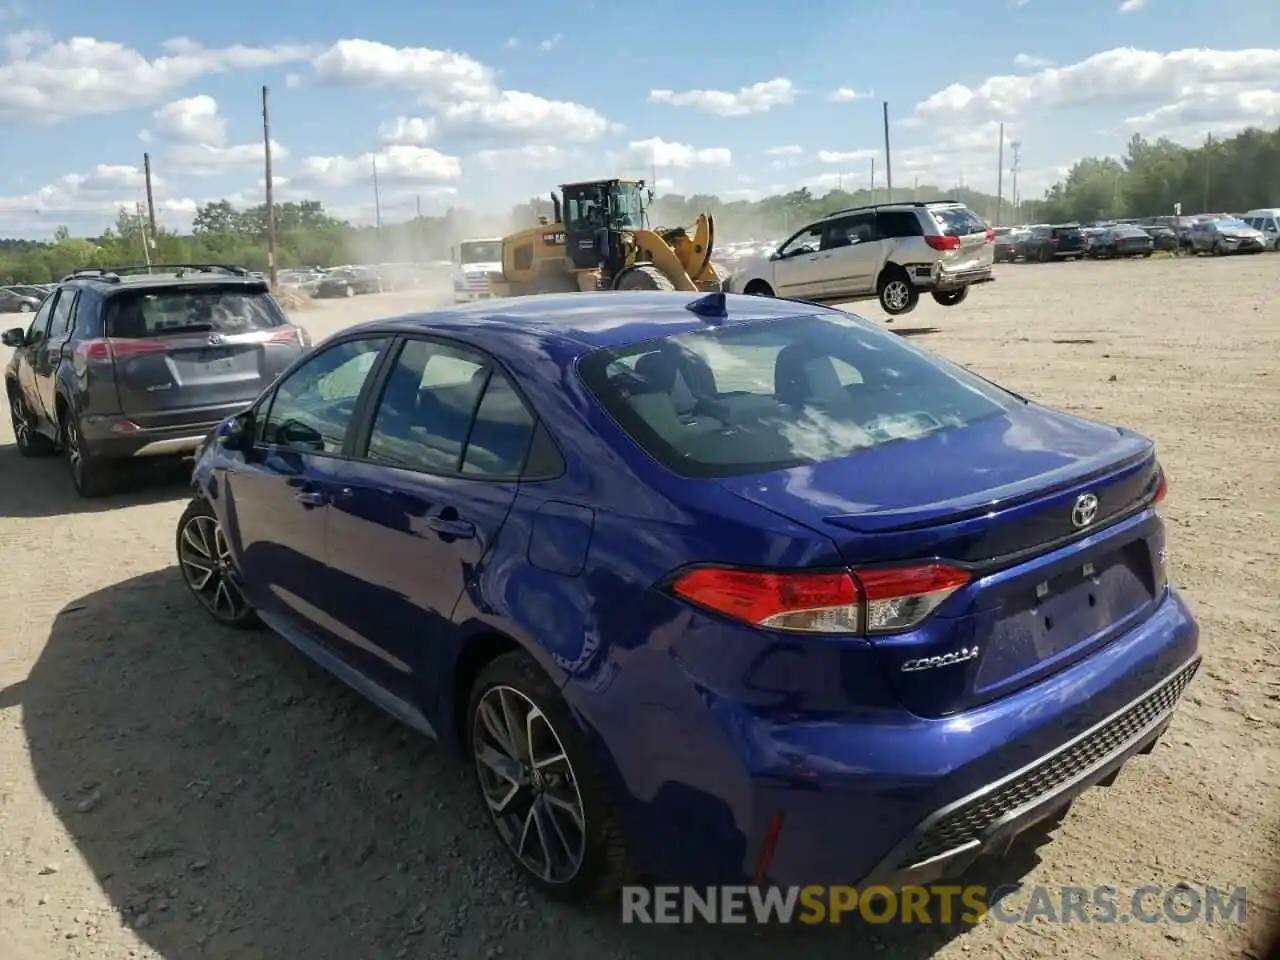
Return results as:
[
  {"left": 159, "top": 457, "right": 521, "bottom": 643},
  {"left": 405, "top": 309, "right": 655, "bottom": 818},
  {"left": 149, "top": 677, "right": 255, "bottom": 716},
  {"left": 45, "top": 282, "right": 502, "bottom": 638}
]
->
[
  {"left": 882, "top": 101, "right": 893, "bottom": 201},
  {"left": 913, "top": 174, "right": 919, "bottom": 201},
  {"left": 135, "top": 202, "right": 153, "bottom": 269},
  {"left": 995, "top": 122, "right": 1005, "bottom": 226},
  {"left": 870, "top": 157, "right": 875, "bottom": 204},
  {"left": 372, "top": 156, "right": 383, "bottom": 229},
  {"left": 261, "top": 85, "right": 278, "bottom": 290},
  {"left": 416, "top": 194, "right": 422, "bottom": 219},
  {"left": 1010, "top": 141, "right": 1022, "bottom": 223},
  {"left": 142, "top": 152, "right": 158, "bottom": 240}
]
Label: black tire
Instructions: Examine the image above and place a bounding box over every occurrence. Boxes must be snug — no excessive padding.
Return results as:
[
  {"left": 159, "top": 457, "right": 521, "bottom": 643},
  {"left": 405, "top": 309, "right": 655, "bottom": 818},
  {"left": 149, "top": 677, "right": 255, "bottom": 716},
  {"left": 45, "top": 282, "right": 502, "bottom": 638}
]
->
[
  {"left": 7, "top": 384, "right": 55, "bottom": 457},
  {"left": 743, "top": 279, "right": 774, "bottom": 297},
  {"left": 175, "top": 498, "right": 262, "bottom": 630},
  {"left": 1211, "top": 240, "right": 1223, "bottom": 256},
  {"left": 614, "top": 264, "right": 675, "bottom": 292},
  {"left": 877, "top": 269, "right": 919, "bottom": 316},
  {"left": 61, "top": 411, "right": 112, "bottom": 498},
  {"left": 931, "top": 287, "right": 969, "bottom": 307},
  {"left": 467, "top": 650, "right": 631, "bottom": 903},
  {"left": 1038, "top": 245, "right": 1051, "bottom": 263}
]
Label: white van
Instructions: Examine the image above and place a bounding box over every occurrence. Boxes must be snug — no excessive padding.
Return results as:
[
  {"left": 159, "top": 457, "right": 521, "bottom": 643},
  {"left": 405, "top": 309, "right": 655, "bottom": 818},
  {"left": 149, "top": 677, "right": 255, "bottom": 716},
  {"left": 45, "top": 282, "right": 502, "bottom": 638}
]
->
[
  {"left": 450, "top": 237, "right": 504, "bottom": 302},
  {"left": 1241, "top": 209, "right": 1280, "bottom": 249}
]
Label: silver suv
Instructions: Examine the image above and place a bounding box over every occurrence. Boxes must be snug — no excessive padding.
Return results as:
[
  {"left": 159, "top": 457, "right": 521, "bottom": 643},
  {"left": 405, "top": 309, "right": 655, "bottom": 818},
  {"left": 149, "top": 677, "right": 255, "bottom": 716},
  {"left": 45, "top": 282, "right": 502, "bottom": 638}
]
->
[{"left": 725, "top": 200, "right": 995, "bottom": 317}]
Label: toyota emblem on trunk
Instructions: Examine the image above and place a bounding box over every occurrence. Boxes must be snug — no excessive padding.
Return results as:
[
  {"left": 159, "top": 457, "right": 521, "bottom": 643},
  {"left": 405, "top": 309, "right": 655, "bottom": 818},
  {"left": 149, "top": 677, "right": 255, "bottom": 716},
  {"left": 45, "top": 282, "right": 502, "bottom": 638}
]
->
[
  {"left": 1071, "top": 493, "right": 1099, "bottom": 528},
  {"left": 207, "top": 333, "right": 226, "bottom": 345}
]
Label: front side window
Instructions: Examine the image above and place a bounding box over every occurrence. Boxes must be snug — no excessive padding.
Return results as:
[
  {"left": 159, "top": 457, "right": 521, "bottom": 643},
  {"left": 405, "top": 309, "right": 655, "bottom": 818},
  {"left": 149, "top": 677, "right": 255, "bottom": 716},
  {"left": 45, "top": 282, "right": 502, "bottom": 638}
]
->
[
  {"left": 777, "top": 224, "right": 823, "bottom": 258},
  {"left": 25, "top": 293, "right": 56, "bottom": 343},
  {"left": 579, "top": 313, "right": 1015, "bottom": 479},
  {"left": 364, "top": 338, "right": 536, "bottom": 477},
  {"left": 260, "top": 337, "right": 389, "bottom": 454}
]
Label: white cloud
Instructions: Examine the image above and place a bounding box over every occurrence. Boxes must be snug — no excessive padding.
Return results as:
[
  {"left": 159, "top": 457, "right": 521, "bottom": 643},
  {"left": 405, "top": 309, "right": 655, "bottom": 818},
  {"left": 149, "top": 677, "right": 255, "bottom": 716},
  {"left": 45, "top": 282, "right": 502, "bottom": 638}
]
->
[
  {"left": 1124, "top": 89, "right": 1280, "bottom": 140},
  {"left": 379, "top": 116, "right": 437, "bottom": 145},
  {"left": 144, "top": 94, "right": 227, "bottom": 146},
  {"left": 503, "top": 37, "right": 519, "bottom": 49},
  {"left": 166, "top": 140, "right": 288, "bottom": 176},
  {"left": 303, "top": 39, "right": 611, "bottom": 144},
  {"left": 1118, "top": 0, "right": 1146, "bottom": 11},
  {"left": 1013, "top": 53, "right": 1053, "bottom": 69},
  {"left": 817, "top": 149, "right": 878, "bottom": 164},
  {"left": 827, "top": 87, "right": 873, "bottom": 103},
  {"left": 0, "top": 34, "right": 316, "bottom": 121},
  {"left": 0, "top": 163, "right": 184, "bottom": 220},
  {"left": 294, "top": 145, "right": 462, "bottom": 189},
  {"left": 472, "top": 145, "right": 568, "bottom": 171},
  {"left": 647, "top": 78, "right": 796, "bottom": 116},
  {"left": 539, "top": 34, "right": 563, "bottom": 51},
  {"left": 765, "top": 145, "right": 803, "bottom": 156},
  {"left": 911, "top": 47, "right": 1280, "bottom": 127},
  {"left": 612, "top": 137, "right": 731, "bottom": 169}
]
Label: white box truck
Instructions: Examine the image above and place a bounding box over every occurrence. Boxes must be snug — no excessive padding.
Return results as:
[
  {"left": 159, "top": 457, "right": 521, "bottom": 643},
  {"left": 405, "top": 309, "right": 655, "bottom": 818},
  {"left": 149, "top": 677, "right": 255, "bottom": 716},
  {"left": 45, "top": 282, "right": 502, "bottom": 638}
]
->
[{"left": 450, "top": 237, "right": 504, "bottom": 302}]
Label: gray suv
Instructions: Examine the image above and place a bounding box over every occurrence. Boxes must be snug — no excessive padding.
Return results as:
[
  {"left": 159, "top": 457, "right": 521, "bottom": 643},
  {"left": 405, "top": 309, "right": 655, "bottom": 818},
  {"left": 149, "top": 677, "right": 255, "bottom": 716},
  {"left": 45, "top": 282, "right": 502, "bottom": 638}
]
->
[
  {"left": 725, "top": 200, "right": 996, "bottom": 316},
  {"left": 3, "top": 264, "right": 310, "bottom": 497}
]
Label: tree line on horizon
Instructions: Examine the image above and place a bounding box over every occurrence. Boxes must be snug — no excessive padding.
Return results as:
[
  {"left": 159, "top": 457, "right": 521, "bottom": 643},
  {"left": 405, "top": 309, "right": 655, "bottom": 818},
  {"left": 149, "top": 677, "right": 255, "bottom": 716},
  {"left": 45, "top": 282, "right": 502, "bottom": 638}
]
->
[{"left": 2, "top": 126, "right": 1277, "bottom": 285}]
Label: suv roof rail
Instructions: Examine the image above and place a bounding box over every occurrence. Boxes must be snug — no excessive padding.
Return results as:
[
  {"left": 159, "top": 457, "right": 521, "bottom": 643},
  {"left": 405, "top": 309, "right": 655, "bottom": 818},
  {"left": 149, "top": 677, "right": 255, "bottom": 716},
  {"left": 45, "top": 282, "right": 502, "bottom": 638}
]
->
[
  {"left": 823, "top": 198, "right": 964, "bottom": 218},
  {"left": 61, "top": 263, "right": 252, "bottom": 284},
  {"left": 60, "top": 268, "right": 122, "bottom": 283}
]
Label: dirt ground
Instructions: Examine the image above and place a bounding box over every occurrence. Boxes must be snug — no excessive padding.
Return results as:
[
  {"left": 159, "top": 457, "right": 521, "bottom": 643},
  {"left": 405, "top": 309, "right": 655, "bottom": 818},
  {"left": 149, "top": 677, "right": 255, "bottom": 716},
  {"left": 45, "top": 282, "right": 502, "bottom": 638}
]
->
[{"left": 0, "top": 258, "right": 1276, "bottom": 960}]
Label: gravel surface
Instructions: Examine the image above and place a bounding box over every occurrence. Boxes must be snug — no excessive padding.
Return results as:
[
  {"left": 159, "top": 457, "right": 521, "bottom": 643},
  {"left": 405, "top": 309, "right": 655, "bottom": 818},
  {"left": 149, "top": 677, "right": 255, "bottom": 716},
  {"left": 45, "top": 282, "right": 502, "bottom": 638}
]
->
[{"left": 0, "top": 257, "right": 1276, "bottom": 960}]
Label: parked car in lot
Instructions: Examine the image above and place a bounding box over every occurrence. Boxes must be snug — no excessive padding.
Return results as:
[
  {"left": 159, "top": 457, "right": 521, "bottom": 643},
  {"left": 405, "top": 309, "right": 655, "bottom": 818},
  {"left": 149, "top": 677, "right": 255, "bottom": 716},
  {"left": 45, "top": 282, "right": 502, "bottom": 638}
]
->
[
  {"left": 1241, "top": 208, "right": 1280, "bottom": 249},
  {"left": 1078, "top": 226, "right": 1110, "bottom": 258},
  {"left": 1186, "top": 217, "right": 1267, "bottom": 255},
  {"left": 5, "top": 283, "right": 53, "bottom": 302},
  {"left": 176, "top": 290, "right": 1199, "bottom": 901},
  {"left": 0, "top": 287, "right": 41, "bottom": 313},
  {"left": 314, "top": 268, "right": 386, "bottom": 298},
  {"left": 1023, "top": 224, "right": 1085, "bottom": 262},
  {"left": 1091, "top": 225, "right": 1155, "bottom": 259},
  {"left": 1142, "top": 224, "right": 1180, "bottom": 252},
  {"left": 725, "top": 200, "right": 995, "bottom": 316},
  {"left": 3, "top": 263, "right": 310, "bottom": 497},
  {"left": 992, "top": 227, "right": 1028, "bottom": 263}
]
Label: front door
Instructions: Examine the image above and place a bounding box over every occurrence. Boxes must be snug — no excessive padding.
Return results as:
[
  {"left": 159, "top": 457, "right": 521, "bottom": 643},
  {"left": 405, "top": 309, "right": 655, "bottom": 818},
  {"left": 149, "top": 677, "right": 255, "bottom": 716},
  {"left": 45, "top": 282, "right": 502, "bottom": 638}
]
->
[
  {"left": 324, "top": 336, "right": 535, "bottom": 707},
  {"left": 15, "top": 295, "right": 55, "bottom": 431},
  {"left": 222, "top": 335, "right": 392, "bottom": 638},
  {"left": 770, "top": 224, "right": 827, "bottom": 298},
  {"left": 33, "top": 290, "right": 77, "bottom": 418}
]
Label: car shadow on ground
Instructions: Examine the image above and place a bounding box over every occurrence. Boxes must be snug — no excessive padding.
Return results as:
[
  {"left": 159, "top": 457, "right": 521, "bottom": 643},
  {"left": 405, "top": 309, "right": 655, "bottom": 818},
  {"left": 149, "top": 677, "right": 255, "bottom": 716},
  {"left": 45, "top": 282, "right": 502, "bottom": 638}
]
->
[
  {"left": 0, "top": 444, "right": 192, "bottom": 517},
  {"left": 21, "top": 569, "right": 1052, "bottom": 960}
]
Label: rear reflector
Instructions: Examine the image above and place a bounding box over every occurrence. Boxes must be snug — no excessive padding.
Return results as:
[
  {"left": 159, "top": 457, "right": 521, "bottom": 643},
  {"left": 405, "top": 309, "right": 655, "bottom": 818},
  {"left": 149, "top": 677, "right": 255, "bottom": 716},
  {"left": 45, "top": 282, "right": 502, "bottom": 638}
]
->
[
  {"left": 76, "top": 338, "right": 168, "bottom": 361},
  {"left": 668, "top": 562, "right": 972, "bottom": 636},
  {"left": 924, "top": 236, "right": 961, "bottom": 252}
]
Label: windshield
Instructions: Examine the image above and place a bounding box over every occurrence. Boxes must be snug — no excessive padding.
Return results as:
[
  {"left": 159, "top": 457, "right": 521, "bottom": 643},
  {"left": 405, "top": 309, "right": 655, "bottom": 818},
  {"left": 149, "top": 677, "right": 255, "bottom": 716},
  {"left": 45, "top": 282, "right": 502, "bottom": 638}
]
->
[
  {"left": 459, "top": 241, "right": 502, "bottom": 264},
  {"left": 105, "top": 287, "right": 286, "bottom": 338},
  {"left": 1215, "top": 218, "right": 1252, "bottom": 229},
  {"left": 578, "top": 312, "right": 1016, "bottom": 479}
]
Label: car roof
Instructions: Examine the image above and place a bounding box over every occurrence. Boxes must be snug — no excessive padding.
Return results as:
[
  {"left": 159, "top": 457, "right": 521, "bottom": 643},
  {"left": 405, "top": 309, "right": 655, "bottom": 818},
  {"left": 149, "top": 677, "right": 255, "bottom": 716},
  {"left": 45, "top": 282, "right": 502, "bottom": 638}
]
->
[
  {"left": 62, "top": 271, "right": 269, "bottom": 295},
  {"left": 339, "top": 291, "right": 833, "bottom": 353}
]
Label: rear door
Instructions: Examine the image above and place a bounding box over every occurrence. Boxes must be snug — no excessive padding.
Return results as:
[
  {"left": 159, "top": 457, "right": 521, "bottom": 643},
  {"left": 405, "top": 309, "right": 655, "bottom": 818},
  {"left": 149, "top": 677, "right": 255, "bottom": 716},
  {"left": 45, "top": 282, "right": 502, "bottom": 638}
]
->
[
  {"left": 818, "top": 213, "right": 881, "bottom": 298},
  {"left": 106, "top": 283, "right": 302, "bottom": 429},
  {"left": 927, "top": 204, "right": 993, "bottom": 271}
]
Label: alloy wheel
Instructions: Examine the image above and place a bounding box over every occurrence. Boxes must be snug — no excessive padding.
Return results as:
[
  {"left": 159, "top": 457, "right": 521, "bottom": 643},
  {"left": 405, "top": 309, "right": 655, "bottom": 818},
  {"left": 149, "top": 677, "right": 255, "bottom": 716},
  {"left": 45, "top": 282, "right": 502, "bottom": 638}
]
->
[
  {"left": 63, "top": 418, "right": 82, "bottom": 480},
  {"left": 883, "top": 280, "right": 910, "bottom": 312},
  {"left": 178, "top": 514, "right": 250, "bottom": 621},
  {"left": 10, "top": 394, "right": 30, "bottom": 449},
  {"left": 473, "top": 685, "right": 587, "bottom": 885}
]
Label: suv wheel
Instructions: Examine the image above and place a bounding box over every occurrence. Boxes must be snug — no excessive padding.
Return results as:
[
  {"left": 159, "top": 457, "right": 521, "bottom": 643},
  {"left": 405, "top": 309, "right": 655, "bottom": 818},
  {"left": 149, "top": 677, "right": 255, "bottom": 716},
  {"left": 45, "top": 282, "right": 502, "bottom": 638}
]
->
[
  {"left": 468, "top": 650, "right": 632, "bottom": 903},
  {"left": 8, "top": 388, "right": 55, "bottom": 457},
  {"left": 931, "top": 288, "right": 969, "bottom": 307},
  {"left": 877, "top": 270, "right": 919, "bottom": 316},
  {"left": 62, "top": 413, "right": 112, "bottom": 498}
]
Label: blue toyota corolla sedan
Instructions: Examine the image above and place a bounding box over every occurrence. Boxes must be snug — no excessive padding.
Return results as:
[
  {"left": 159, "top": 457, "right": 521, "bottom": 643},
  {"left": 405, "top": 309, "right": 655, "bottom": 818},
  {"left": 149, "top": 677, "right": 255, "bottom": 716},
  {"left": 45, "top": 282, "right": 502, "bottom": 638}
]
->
[{"left": 176, "top": 290, "right": 1199, "bottom": 901}]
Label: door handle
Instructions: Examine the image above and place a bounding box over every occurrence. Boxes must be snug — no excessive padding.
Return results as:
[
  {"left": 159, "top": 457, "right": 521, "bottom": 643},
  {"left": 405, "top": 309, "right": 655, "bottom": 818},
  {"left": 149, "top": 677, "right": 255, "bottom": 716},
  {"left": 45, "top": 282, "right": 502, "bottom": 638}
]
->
[
  {"left": 426, "top": 516, "right": 475, "bottom": 539},
  {"left": 295, "top": 490, "right": 327, "bottom": 506}
]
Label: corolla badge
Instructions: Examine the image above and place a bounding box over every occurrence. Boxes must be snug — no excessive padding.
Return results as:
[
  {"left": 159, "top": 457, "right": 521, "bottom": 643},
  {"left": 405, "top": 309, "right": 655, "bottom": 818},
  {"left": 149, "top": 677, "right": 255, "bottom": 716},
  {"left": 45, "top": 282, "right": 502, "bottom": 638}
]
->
[
  {"left": 901, "top": 646, "right": 981, "bottom": 673},
  {"left": 1071, "top": 492, "right": 1100, "bottom": 529}
]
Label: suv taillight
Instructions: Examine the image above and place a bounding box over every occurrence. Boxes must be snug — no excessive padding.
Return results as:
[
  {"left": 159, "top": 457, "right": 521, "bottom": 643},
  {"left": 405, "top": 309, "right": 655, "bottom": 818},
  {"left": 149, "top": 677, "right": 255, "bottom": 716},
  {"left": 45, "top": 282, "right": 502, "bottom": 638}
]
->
[
  {"left": 75, "top": 338, "right": 168, "bottom": 361},
  {"left": 984, "top": 228, "right": 995, "bottom": 243},
  {"left": 924, "top": 235, "right": 961, "bottom": 252},
  {"left": 668, "top": 563, "right": 971, "bottom": 636},
  {"left": 269, "top": 324, "right": 311, "bottom": 348}
]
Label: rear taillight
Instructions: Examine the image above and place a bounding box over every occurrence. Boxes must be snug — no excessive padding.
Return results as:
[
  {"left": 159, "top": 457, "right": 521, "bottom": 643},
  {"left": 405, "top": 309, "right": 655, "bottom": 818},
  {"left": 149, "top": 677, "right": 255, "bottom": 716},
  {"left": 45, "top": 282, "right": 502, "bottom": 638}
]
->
[
  {"left": 984, "top": 228, "right": 995, "bottom": 243},
  {"left": 1153, "top": 467, "right": 1168, "bottom": 505},
  {"left": 668, "top": 562, "right": 972, "bottom": 636},
  {"left": 75, "top": 338, "right": 168, "bottom": 361},
  {"left": 269, "top": 324, "right": 311, "bottom": 348},
  {"left": 924, "top": 235, "right": 961, "bottom": 252}
]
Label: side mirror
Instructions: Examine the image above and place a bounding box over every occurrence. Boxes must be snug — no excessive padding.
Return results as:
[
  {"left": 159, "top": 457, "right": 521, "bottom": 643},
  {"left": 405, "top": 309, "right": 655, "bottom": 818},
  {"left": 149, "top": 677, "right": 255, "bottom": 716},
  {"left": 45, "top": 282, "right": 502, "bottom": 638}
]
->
[
  {"left": 277, "top": 419, "right": 324, "bottom": 452},
  {"left": 1, "top": 327, "right": 25, "bottom": 348},
  {"left": 216, "top": 411, "right": 255, "bottom": 453}
]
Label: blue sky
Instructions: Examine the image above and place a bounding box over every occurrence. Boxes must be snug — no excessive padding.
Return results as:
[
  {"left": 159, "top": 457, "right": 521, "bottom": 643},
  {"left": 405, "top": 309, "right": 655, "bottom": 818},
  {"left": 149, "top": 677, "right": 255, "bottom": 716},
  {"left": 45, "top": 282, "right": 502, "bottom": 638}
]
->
[{"left": 1, "top": 0, "right": 1278, "bottom": 238}]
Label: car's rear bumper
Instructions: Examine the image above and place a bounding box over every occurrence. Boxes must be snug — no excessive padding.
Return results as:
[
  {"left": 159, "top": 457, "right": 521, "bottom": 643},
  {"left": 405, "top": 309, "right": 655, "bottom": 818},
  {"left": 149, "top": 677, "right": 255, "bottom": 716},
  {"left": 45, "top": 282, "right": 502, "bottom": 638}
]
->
[
  {"left": 454, "top": 290, "right": 494, "bottom": 302},
  {"left": 933, "top": 267, "right": 995, "bottom": 291},
  {"left": 79, "top": 412, "right": 241, "bottom": 460},
  {"left": 589, "top": 586, "right": 1199, "bottom": 888}
]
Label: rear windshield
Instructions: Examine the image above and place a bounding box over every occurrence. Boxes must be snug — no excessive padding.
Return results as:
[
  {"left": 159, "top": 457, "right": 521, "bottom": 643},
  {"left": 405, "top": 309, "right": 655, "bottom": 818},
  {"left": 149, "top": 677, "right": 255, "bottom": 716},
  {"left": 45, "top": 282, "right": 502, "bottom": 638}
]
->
[
  {"left": 105, "top": 287, "right": 285, "bottom": 338},
  {"left": 929, "top": 205, "right": 988, "bottom": 237},
  {"left": 578, "top": 312, "right": 1015, "bottom": 479},
  {"left": 1052, "top": 227, "right": 1081, "bottom": 238}
]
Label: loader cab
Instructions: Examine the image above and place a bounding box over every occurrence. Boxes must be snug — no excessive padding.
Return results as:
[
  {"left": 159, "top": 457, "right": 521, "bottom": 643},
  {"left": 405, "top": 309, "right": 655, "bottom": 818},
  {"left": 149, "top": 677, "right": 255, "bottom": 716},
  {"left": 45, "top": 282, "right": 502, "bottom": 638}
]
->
[{"left": 559, "top": 178, "right": 649, "bottom": 271}]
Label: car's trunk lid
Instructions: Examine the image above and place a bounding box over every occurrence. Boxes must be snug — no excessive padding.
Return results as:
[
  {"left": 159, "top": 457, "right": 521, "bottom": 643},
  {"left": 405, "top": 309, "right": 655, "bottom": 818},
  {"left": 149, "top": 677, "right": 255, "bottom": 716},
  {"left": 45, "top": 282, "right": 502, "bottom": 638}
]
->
[{"left": 716, "top": 406, "right": 1164, "bottom": 717}]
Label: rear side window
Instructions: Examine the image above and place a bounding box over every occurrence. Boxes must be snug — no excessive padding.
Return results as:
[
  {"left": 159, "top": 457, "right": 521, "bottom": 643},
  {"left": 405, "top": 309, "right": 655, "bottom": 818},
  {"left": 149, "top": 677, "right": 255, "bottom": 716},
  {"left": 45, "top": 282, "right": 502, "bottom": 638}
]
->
[
  {"left": 929, "top": 205, "right": 987, "bottom": 237},
  {"left": 48, "top": 291, "right": 76, "bottom": 337},
  {"left": 579, "top": 313, "right": 1014, "bottom": 479},
  {"left": 877, "top": 210, "right": 924, "bottom": 238},
  {"left": 104, "top": 287, "right": 285, "bottom": 338}
]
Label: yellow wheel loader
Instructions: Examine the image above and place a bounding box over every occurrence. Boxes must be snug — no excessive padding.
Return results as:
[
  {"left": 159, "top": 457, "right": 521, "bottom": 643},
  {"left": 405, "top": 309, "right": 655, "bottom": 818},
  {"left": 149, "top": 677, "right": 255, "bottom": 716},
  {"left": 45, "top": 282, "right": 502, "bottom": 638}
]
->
[{"left": 486, "top": 178, "right": 726, "bottom": 297}]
